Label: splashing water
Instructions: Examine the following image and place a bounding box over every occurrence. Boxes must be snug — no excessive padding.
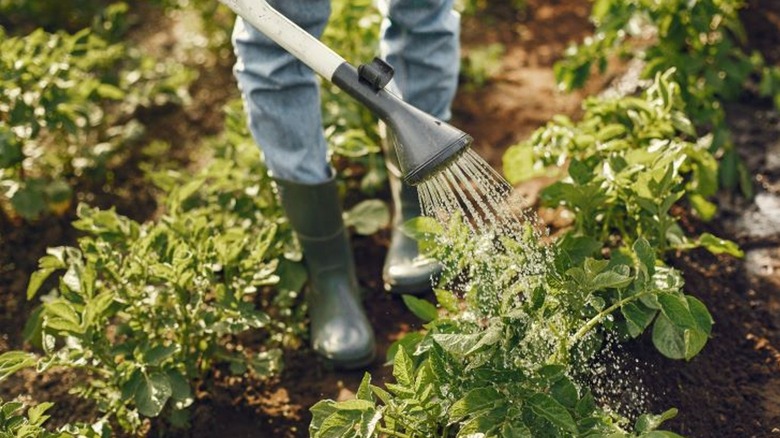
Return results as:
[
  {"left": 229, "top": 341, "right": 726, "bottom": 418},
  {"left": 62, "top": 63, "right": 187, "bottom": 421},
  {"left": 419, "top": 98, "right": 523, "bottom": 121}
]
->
[
  {"left": 419, "top": 148, "right": 533, "bottom": 238},
  {"left": 417, "top": 148, "right": 550, "bottom": 277}
]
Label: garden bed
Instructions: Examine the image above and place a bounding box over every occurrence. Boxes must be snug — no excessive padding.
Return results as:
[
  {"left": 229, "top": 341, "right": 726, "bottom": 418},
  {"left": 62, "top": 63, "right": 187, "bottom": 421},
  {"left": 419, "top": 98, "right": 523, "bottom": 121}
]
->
[{"left": 2, "top": 0, "right": 780, "bottom": 437}]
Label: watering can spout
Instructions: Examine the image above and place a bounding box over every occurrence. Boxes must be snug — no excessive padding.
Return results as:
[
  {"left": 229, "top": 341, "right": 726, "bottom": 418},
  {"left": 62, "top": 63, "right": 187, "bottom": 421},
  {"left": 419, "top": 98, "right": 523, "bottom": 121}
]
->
[{"left": 332, "top": 61, "right": 472, "bottom": 185}]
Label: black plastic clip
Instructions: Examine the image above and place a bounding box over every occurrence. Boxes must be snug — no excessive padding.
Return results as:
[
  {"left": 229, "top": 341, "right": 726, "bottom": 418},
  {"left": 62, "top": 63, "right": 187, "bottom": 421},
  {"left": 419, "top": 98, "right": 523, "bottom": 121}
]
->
[{"left": 358, "top": 57, "right": 394, "bottom": 91}]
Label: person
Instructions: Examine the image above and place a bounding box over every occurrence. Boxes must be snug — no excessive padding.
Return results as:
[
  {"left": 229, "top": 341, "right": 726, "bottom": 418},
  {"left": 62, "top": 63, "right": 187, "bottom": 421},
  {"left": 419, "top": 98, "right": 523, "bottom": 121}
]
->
[{"left": 231, "top": 0, "right": 460, "bottom": 369}]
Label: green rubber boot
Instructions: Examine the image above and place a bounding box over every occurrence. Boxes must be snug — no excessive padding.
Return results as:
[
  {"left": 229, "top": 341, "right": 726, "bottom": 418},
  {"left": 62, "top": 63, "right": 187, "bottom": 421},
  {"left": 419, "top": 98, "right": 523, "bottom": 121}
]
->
[
  {"left": 274, "top": 175, "right": 376, "bottom": 369},
  {"left": 382, "top": 127, "right": 442, "bottom": 294}
]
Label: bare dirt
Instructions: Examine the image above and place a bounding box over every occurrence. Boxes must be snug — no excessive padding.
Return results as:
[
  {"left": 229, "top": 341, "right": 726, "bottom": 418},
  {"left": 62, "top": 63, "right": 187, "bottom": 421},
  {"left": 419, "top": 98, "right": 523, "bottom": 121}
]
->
[{"left": 2, "top": 1, "right": 780, "bottom": 437}]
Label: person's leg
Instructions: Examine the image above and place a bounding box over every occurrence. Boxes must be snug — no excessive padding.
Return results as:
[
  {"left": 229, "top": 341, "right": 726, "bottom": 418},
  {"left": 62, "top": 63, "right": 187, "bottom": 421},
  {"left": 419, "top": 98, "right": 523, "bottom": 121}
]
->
[
  {"left": 232, "top": 1, "right": 375, "bottom": 368},
  {"left": 378, "top": 0, "right": 460, "bottom": 120},
  {"left": 378, "top": 0, "right": 460, "bottom": 293},
  {"left": 232, "top": 0, "right": 332, "bottom": 184}
]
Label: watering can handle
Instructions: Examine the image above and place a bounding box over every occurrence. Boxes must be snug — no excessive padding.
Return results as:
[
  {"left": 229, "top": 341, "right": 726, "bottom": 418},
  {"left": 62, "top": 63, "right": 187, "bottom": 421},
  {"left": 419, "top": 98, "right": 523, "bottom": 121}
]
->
[{"left": 219, "top": 0, "right": 346, "bottom": 80}]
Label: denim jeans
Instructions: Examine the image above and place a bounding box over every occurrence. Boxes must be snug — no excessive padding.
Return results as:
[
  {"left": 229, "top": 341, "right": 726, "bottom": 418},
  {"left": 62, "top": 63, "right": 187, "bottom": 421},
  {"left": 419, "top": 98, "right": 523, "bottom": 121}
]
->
[{"left": 232, "top": 0, "right": 460, "bottom": 184}]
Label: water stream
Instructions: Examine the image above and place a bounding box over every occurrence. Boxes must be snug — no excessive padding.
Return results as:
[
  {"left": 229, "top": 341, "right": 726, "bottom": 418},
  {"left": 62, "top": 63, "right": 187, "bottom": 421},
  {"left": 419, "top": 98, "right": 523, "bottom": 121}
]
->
[{"left": 417, "top": 148, "right": 550, "bottom": 276}]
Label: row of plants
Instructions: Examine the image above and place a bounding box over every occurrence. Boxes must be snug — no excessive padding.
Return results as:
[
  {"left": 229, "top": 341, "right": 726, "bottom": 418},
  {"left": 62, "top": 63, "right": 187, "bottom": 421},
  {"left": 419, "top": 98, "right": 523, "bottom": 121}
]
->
[
  {"left": 1, "top": 104, "right": 306, "bottom": 434},
  {"left": 0, "top": 398, "right": 105, "bottom": 438},
  {"left": 504, "top": 69, "right": 742, "bottom": 258},
  {"left": 0, "top": 3, "right": 194, "bottom": 222},
  {"left": 554, "top": 0, "right": 780, "bottom": 197}
]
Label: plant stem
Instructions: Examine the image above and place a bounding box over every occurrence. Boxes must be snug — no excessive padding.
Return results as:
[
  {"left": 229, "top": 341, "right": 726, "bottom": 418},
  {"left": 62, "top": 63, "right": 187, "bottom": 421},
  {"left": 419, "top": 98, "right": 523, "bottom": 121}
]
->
[
  {"left": 570, "top": 290, "right": 650, "bottom": 344},
  {"left": 377, "top": 426, "right": 412, "bottom": 438}
]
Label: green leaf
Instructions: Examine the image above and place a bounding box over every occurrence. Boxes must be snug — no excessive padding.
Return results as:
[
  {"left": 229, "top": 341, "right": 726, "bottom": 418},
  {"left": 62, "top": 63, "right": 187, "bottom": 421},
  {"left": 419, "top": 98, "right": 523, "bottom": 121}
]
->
[
  {"left": 121, "top": 369, "right": 143, "bottom": 402},
  {"left": 11, "top": 184, "right": 46, "bottom": 220},
  {"left": 458, "top": 405, "right": 507, "bottom": 437},
  {"left": 551, "top": 377, "right": 579, "bottom": 409},
  {"left": 144, "top": 345, "right": 178, "bottom": 366},
  {"left": 392, "top": 347, "right": 414, "bottom": 387},
  {"left": 465, "top": 324, "right": 503, "bottom": 355},
  {"left": 652, "top": 313, "right": 708, "bottom": 360},
  {"left": 590, "top": 269, "right": 633, "bottom": 290},
  {"left": 43, "top": 300, "right": 84, "bottom": 334},
  {"left": 687, "top": 296, "right": 713, "bottom": 335},
  {"left": 275, "top": 260, "right": 307, "bottom": 294},
  {"left": 134, "top": 372, "right": 173, "bottom": 417},
  {"left": 343, "top": 200, "right": 390, "bottom": 235},
  {"left": 633, "top": 238, "right": 656, "bottom": 279},
  {"left": 309, "top": 400, "right": 338, "bottom": 437},
  {"left": 568, "top": 159, "right": 593, "bottom": 185},
  {"left": 166, "top": 369, "right": 193, "bottom": 409},
  {"left": 356, "top": 373, "right": 373, "bottom": 402},
  {"left": 503, "top": 143, "right": 549, "bottom": 184},
  {"left": 333, "top": 399, "right": 375, "bottom": 411},
  {"left": 501, "top": 421, "right": 533, "bottom": 438},
  {"left": 575, "top": 390, "right": 596, "bottom": 417},
  {"left": 174, "top": 179, "right": 205, "bottom": 204},
  {"left": 402, "top": 295, "right": 438, "bottom": 322},
  {"left": 317, "top": 408, "right": 377, "bottom": 438},
  {"left": 688, "top": 194, "right": 717, "bottom": 221},
  {"left": 400, "top": 216, "right": 444, "bottom": 240},
  {"left": 657, "top": 293, "right": 697, "bottom": 330},
  {"left": 434, "top": 289, "right": 460, "bottom": 313},
  {"left": 386, "top": 332, "right": 424, "bottom": 365},
  {"left": 27, "top": 269, "right": 58, "bottom": 300},
  {"left": 636, "top": 408, "right": 678, "bottom": 433},
  {"left": 527, "top": 392, "right": 578, "bottom": 434},
  {"left": 431, "top": 333, "right": 482, "bottom": 357},
  {"left": 248, "top": 349, "right": 283, "bottom": 377},
  {"left": 96, "top": 83, "right": 125, "bottom": 100},
  {"left": 82, "top": 291, "right": 115, "bottom": 328},
  {"left": 719, "top": 148, "right": 738, "bottom": 189},
  {"left": 641, "top": 432, "right": 686, "bottom": 438},
  {"left": 696, "top": 233, "right": 743, "bottom": 258},
  {"left": 449, "top": 387, "right": 501, "bottom": 422},
  {"left": 537, "top": 364, "right": 566, "bottom": 383},
  {"left": 0, "top": 351, "right": 37, "bottom": 380},
  {"left": 622, "top": 301, "right": 658, "bottom": 338},
  {"left": 26, "top": 402, "right": 54, "bottom": 426}
]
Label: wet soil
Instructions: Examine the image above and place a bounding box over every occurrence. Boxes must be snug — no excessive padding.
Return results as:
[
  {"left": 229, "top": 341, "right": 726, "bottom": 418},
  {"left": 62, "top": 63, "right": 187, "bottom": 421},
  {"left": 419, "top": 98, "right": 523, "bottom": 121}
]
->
[{"left": 2, "top": 1, "right": 780, "bottom": 437}]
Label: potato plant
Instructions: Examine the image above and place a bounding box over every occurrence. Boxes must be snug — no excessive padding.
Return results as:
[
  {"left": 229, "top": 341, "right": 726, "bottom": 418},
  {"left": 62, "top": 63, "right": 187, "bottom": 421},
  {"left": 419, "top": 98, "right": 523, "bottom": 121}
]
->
[
  {"left": 504, "top": 70, "right": 742, "bottom": 257},
  {"left": 310, "top": 215, "right": 704, "bottom": 437},
  {"left": 553, "top": 0, "right": 780, "bottom": 195},
  {"left": 0, "top": 399, "right": 107, "bottom": 438},
  {"left": 0, "top": 10, "right": 193, "bottom": 221},
  {"left": 0, "top": 123, "right": 307, "bottom": 432}
]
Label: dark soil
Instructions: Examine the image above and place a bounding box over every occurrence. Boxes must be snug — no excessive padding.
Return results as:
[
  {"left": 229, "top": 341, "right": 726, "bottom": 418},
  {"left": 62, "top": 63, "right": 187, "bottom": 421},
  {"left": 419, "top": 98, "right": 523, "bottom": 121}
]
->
[{"left": 2, "top": 1, "right": 780, "bottom": 437}]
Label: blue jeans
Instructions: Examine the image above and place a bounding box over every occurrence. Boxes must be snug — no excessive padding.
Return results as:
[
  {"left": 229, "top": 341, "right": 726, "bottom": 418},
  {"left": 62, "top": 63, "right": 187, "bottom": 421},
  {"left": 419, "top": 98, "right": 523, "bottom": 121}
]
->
[{"left": 232, "top": 0, "right": 460, "bottom": 184}]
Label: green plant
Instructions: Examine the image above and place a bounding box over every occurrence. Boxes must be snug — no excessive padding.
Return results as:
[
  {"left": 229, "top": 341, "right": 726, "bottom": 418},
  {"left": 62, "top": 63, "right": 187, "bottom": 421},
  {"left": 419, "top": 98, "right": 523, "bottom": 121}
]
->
[
  {"left": 461, "top": 43, "right": 506, "bottom": 89},
  {"left": 0, "top": 398, "right": 108, "bottom": 438},
  {"left": 310, "top": 214, "right": 704, "bottom": 437},
  {"left": 0, "top": 124, "right": 307, "bottom": 433},
  {"left": 0, "top": 21, "right": 193, "bottom": 221},
  {"left": 553, "top": 0, "right": 778, "bottom": 195},
  {"left": 0, "top": 0, "right": 111, "bottom": 33},
  {"left": 504, "top": 70, "right": 742, "bottom": 257}
]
